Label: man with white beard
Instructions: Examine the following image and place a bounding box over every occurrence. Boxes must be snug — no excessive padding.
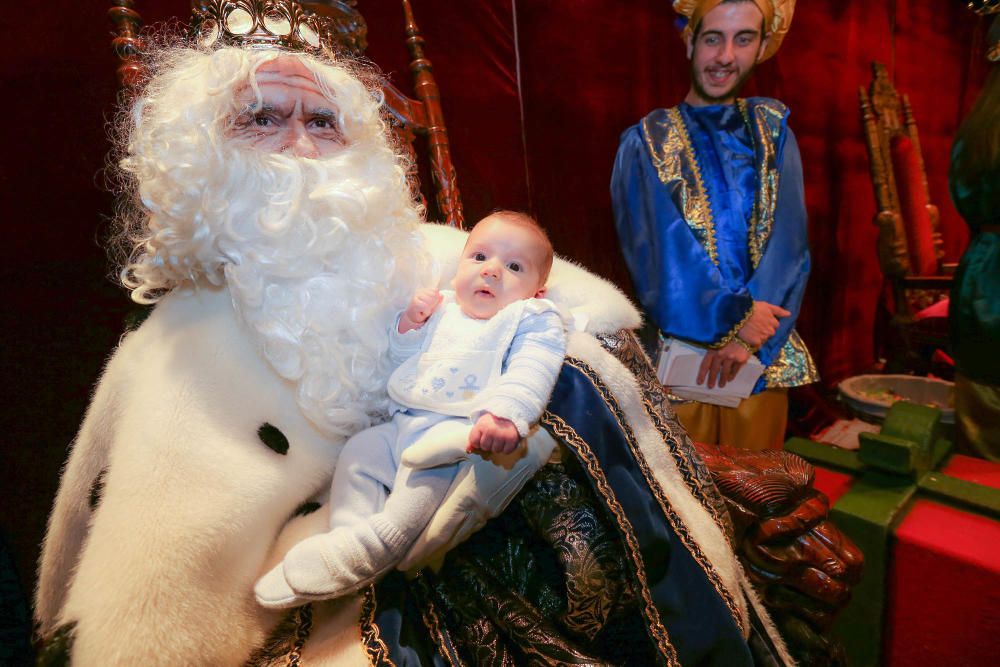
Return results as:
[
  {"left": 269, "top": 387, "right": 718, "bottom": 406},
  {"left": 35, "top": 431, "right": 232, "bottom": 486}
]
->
[
  {"left": 36, "top": 3, "right": 800, "bottom": 665},
  {"left": 35, "top": 41, "right": 433, "bottom": 664}
]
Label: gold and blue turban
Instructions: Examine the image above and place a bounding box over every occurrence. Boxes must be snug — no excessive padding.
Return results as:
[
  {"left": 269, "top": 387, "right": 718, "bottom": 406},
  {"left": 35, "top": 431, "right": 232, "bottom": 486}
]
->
[{"left": 673, "top": 0, "right": 795, "bottom": 62}]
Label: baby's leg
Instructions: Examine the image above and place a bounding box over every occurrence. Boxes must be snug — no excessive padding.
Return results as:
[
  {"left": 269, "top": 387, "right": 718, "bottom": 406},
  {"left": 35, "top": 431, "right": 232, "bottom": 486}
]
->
[
  {"left": 274, "top": 461, "right": 458, "bottom": 601},
  {"left": 326, "top": 422, "right": 398, "bottom": 530}
]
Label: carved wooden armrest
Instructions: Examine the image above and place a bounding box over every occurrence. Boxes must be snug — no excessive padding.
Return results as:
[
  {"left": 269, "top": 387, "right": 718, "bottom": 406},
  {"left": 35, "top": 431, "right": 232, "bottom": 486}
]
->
[
  {"left": 694, "top": 443, "right": 863, "bottom": 667},
  {"left": 598, "top": 329, "right": 863, "bottom": 667}
]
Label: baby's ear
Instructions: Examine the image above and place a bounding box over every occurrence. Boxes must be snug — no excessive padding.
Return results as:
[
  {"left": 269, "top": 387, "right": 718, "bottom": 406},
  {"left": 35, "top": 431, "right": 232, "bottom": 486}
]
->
[{"left": 534, "top": 285, "right": 548, "bottom": 298}]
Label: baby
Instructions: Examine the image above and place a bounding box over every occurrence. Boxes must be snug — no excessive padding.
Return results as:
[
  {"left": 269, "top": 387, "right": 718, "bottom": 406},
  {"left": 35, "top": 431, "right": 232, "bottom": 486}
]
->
[{"left": 255, "top": 211, "right": 567, "bottom": 607}]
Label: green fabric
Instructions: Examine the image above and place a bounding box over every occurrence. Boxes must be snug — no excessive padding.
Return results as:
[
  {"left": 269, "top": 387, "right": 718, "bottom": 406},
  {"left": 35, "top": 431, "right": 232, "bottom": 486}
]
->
[{"left": 948, "top": 140, "right": 1000, "bottom": 385}]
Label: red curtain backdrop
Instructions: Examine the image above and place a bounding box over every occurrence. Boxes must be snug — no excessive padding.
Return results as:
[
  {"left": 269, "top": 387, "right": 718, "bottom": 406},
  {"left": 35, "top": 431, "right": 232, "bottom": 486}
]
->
[{"left": 0, "top": 0, "right": 990, "bottom": 605}]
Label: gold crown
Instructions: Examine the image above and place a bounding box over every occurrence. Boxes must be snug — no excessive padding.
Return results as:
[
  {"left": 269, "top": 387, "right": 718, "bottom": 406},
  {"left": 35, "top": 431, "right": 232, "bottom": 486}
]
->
[{"left": 191, "top": 0, "right": 346, "bottom": 54}]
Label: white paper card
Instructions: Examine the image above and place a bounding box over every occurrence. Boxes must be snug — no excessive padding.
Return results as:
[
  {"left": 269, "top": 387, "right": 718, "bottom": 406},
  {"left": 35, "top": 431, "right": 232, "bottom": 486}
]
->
[{"left": 656, "top": 338, "right": 764, "bottom": 407}]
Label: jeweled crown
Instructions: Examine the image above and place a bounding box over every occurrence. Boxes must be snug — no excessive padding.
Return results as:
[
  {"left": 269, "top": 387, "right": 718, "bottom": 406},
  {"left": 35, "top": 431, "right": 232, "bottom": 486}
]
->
[{"left": 191, "top": 0, "right": 339, "bottom": 54}]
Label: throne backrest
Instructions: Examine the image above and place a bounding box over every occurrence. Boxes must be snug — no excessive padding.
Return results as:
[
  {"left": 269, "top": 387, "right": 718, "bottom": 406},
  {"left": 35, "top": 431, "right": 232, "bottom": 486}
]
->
[
  {"left": 859, "top": 62, "right": 944, "bottom": 278},
  {"left": 108, "top": 0, "right": 465, "bottom": 228}
]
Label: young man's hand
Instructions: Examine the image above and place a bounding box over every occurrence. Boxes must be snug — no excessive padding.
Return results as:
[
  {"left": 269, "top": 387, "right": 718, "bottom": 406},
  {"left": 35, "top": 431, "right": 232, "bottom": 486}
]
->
[
  {"left": 398, "top": 288, "right": 443, "bottom": 333},
  {"left": 697, "top": 341, "right": 751, "bottom": 389},
  {"left": 468, "top": 413, "right": 521, "bottom": 454},
  {"left": 738, "top": 301, "right": 791, "bottom": 348}
]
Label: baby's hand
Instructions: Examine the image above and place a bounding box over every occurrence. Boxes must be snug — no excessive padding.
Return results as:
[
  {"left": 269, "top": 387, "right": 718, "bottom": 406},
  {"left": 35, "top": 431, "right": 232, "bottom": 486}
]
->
[
  {"left": 468, "top": 413, "right": 521, "bottom": 455},
  {"left": 398, "top": 288, "right": 442, "bottom": 333}
]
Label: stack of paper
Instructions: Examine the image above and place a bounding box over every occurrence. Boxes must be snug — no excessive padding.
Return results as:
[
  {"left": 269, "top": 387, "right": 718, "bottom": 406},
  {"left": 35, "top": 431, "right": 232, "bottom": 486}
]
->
[{"left": 656, "top": 339, "right": 763, "bottom": 408}]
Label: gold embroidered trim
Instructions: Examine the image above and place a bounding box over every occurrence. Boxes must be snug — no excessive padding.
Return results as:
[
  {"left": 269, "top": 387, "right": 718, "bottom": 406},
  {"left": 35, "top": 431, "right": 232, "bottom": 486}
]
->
[
  {"left": 642, "top": 109, "right": 719, "bottom": 265},
  {"left": 598, "top": 329, "right": 736, "bottom": 544},
  {"left": 764, "top": 329, "right": 820, "bottom": 388},
  {"left": 739, "top": 99, "right": 786, "bottom": 269},
  {"left": 540, "top": 411, "right": 681, "bottom": 667},
  {"left": 412, "top": 575, "right": 464, "bottom": 667},
  {"left": 359, "top": 584, "right": 395, "bottom": 667},
  {"left": 710, "top": 305, "right": 755, "bottom": 349},
  {"left": 640, "top": 394, "right": 736, "bottom": 548},
  {"left": 560, "top": 356, "right": 747, "bottom": 636},
  {"left": 284, "top": 604, "right": 313, "bottom": 667}
]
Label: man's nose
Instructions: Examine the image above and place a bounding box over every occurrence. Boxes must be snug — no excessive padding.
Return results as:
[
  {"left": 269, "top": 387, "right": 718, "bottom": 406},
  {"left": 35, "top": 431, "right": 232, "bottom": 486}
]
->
[
  {"left": 287, "top": 125, "right": 319, "bottom": 159},
  {"left": 717, "top": 39, "right": 736, "bottom": 64}
]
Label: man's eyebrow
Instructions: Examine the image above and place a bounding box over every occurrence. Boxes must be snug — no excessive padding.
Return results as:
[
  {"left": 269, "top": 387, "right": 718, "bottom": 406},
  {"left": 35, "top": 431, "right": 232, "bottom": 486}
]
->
[
  {"left": 238, "top": 102, "right": 287, "bottom": 116},
  {"left": 700, "top": 28, "right": 760, "bottom": 38},
  {"left": 309, "top": 107, "right": 338, "bottom": 120}
]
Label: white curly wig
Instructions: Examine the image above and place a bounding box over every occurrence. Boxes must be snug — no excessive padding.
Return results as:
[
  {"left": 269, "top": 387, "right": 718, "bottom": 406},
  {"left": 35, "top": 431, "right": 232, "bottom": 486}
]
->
[{"left": 114, "top": 45, "right": 432, "bottom": 436}]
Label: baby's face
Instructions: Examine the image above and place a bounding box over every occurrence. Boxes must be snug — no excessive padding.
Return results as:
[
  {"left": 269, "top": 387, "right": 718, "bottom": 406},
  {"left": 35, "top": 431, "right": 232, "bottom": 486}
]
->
[{"left": 453, "top": 216, "right": 548, "bottom": 319}]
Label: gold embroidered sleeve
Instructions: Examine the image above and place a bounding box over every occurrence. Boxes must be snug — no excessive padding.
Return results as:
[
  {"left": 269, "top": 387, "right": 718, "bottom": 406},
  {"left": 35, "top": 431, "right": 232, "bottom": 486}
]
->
[{"left": 709, "top": 306, "right": 754, "bottom": 349}]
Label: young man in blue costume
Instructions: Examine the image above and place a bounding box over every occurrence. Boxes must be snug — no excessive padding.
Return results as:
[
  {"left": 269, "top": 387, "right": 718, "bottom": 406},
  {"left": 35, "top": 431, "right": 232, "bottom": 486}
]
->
[{"left": 612, "top": 0, "right": 817, "bottom": 450}]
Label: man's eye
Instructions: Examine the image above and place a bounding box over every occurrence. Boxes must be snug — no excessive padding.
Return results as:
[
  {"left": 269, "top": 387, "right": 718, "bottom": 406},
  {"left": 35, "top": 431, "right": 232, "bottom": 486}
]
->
[
  {"left": 253, "top": 115, "right": 273, "bottom": 127},
  {"left": 507, "top": 262, "right": 521, "bottom": 272},
  {"left": 312, "top": 118, "right": 334, "bottom": 129}
]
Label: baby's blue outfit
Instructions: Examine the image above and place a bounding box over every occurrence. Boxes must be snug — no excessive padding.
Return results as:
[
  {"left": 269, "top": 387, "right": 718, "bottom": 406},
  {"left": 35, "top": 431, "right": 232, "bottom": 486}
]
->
[{"left": 324, "top": 292, "right": 567, "bottom": 586}]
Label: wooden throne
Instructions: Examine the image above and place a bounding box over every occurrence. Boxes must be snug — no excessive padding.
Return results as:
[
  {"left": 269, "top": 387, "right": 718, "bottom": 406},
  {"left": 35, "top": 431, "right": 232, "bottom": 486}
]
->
[
  {"left": 860, "top": 62, "right": 954, "bottom": 374},
  {"left": 107, "top": 2, "right": 861, "bottom": 664}
]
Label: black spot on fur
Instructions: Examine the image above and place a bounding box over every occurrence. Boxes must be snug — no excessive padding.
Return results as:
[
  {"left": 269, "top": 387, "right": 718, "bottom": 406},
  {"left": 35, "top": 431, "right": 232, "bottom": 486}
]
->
[
  {"left": 89, "top": 469, "right": 107, "bottom": 511},
  {"left": 258, "top": 423, "right": 289, "bottom": 455},
  {"left": 294, "top": 502, "right": 321, "bottom": 518},
  {"left": 123, "top": 305, "right": 153, "bottom": 333},
  {"left": 36, "top": 621, "right": 76, "bottom": 667}
]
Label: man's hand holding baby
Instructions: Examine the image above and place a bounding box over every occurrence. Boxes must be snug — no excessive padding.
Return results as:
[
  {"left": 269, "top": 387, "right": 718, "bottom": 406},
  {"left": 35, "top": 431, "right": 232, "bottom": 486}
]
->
[
  {"left": 398, "top": 288, "right": 443, "bottom": 333},
  {"left": 468, "top": 413, "right": 521, "bottom": 454}
]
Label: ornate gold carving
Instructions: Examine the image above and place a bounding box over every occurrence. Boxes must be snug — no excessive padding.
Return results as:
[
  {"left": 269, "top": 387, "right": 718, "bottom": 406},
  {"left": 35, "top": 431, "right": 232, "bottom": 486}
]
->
[{"left": 860, "top": 62, "right": 944, "bottom": 278}]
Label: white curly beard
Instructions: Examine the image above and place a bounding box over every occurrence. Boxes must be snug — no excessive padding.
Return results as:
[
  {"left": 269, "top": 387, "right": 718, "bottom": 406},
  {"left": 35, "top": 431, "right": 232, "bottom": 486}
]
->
[{"left": 204, "top": 146, "right": 430, "bottom": 437}]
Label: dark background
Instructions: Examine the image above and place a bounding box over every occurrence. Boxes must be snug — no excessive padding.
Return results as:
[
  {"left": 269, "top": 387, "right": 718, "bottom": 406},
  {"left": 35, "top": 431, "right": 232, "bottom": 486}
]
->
[{"left": 0, "top": 0, "right": 991, "bottom": 635}]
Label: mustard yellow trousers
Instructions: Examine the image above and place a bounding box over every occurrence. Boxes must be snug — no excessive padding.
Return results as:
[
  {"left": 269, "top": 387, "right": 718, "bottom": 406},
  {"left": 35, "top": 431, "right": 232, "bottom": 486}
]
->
[{"left": 673, "top": 389, "right": 789, "bottom": 451}]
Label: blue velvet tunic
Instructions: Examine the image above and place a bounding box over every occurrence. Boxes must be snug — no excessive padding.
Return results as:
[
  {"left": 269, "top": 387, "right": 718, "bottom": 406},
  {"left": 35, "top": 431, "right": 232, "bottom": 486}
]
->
[{"left": 611, "top": 98, "right": 817, "bottom": 393}]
